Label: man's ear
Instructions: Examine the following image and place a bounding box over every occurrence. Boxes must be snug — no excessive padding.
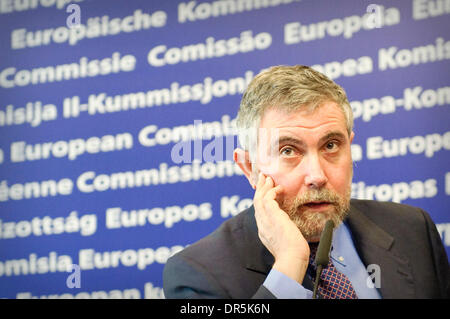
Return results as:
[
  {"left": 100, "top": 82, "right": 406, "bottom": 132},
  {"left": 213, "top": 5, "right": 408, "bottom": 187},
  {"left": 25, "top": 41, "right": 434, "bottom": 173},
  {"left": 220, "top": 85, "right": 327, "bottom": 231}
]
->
[
  {"left": 233, "top": 148, "right": 257, "bottom": 189},
  {"left": 350, "top": 131, "right": 355, "bottom": 143}
]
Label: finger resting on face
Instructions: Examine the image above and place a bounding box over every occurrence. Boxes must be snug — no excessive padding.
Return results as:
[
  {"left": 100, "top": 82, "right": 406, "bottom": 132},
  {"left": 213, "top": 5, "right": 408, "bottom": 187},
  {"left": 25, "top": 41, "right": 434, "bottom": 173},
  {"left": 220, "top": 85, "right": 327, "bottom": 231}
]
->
[
  {"left": 265, "top": 195, "right": 281, "bottom": 212},
  {"left": 257, "top": 175, "right": 273, "bottom": 196},
  {"left": 256, "top": 172, "right": 265, "bottom": 188},
  {"left": 266, "top": 185, "right": 283, "bottom": 199},
  {"left": 255, "top": 176, "right": 281, "bottom": 212},
  {"left": 264, "top": 188, "right": 278, "bottom": 202},
  {"left": 254, "top": 174, "right": 269, "bottom": 197},
  {"left": 253, "top": 174, "right": 265, "bottom": 200},
  {"left": 264, "top": 175, "right": 273, "bottom": 187}
]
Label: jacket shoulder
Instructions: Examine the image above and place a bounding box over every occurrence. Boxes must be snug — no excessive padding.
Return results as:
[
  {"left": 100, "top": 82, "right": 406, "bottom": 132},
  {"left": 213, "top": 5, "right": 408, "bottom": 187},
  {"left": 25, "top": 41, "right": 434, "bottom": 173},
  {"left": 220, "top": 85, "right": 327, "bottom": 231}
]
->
[
  {"left": 176, "top": 207, "right": 249, "bottom": 263},
  {"left": 350, "top": 199, "right": 427, "bottom": 225},
  {"left": 349, "top": 199, "right": 449, "bottom": 298},
  {"left": 163, "top": 207, "right": 256, "bottom": 298}
]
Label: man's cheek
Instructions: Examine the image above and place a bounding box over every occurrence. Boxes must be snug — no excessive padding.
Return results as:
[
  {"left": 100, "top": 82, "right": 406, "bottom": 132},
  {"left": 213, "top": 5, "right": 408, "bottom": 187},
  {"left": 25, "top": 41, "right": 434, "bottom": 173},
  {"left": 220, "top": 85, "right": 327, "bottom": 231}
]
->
[
  {"left": 257, "top": 157, "right": 281, "bottom": 176},
  {"left": 271, "top": 176, "right": 297, "bottom": 202},
  {"left": 333, "top": 170, "right": 352, "bottom": 191}
]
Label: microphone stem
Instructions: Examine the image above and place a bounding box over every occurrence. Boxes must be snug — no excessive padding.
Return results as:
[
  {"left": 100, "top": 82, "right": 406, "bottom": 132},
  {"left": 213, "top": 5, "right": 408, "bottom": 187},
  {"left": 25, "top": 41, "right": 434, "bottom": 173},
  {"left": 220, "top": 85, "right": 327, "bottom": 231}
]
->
[{"left": 313, "top": 264, "right": 323, "bottom": 299}]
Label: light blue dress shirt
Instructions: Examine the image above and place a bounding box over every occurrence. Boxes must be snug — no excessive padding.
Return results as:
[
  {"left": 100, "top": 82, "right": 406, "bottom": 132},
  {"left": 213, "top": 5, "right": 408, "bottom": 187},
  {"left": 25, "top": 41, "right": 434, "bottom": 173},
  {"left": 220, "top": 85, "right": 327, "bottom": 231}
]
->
[{"left": 263, "top": 221, "right": 382, "bottom": 299}]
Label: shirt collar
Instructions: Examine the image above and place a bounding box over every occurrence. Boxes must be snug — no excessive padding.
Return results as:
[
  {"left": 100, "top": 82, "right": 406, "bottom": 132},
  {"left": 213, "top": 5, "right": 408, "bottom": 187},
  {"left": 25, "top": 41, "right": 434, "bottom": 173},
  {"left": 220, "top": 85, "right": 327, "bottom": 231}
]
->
[{"left": 329, "top": 221, "right": 353, "bottom": 267}]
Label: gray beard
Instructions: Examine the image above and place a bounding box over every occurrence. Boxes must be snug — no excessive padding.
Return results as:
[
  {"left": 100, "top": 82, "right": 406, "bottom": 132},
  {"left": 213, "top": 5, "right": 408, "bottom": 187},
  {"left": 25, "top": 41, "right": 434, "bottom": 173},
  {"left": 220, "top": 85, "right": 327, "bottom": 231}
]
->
[{"left": 280, "top": 186, "right": 351, "bottom": 242}]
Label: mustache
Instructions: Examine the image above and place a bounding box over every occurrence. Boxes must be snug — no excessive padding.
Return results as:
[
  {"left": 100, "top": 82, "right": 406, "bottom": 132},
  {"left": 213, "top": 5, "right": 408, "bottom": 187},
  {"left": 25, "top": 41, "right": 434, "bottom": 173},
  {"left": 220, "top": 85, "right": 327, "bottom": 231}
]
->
[
  {"left": 289, "top": 188, "right": 341, "bottom": 209},
  {"left": 279, "top": 187, "right": 351, "bottom": 242}
]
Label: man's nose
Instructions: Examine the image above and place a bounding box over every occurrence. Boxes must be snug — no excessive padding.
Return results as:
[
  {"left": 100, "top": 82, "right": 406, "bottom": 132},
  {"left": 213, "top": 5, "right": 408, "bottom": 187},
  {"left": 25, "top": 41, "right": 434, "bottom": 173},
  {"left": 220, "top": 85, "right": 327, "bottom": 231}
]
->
[{"left": 303, "top": 154, "right": 327, "bottom": 189}]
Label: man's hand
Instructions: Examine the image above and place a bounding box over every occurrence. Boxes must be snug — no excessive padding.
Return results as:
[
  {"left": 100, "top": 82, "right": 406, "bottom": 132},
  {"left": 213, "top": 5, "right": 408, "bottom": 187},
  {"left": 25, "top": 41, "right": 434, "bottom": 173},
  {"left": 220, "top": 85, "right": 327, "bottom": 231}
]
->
[{"left": 253, "top": 173, "right": 310, "bottom": 284}]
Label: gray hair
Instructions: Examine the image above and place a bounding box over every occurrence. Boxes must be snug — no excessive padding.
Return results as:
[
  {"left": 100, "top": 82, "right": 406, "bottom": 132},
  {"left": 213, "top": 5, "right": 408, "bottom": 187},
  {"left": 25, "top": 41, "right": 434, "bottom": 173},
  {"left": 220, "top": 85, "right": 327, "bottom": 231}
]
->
[{"left": 236, "top": 65, "right": 353, "bottom": 159}]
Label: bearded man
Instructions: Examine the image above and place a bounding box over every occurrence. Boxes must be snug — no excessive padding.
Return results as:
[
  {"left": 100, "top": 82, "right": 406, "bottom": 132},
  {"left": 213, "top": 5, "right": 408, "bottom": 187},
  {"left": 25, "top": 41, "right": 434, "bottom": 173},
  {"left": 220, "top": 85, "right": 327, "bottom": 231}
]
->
[{"left": 163, "top": 65, "right": 450, "bottom": 299}]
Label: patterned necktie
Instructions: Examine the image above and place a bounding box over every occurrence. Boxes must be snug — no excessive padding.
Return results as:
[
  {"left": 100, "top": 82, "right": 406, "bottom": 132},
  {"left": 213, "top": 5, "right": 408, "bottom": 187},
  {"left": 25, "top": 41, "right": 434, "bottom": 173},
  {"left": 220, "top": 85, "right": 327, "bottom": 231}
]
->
[{"left": 308, "top": 242, "right": 358, "bottom": 299}]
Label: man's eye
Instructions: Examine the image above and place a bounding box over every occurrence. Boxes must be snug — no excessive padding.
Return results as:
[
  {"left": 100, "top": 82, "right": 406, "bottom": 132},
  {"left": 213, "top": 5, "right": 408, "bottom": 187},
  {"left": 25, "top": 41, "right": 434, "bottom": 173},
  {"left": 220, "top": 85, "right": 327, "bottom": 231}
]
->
[
  {"left": 280, "top": 147, "right": 295, "bottom": 156},
  {"left": 325, "top": 141, "right": 339, "bottom": 151}
]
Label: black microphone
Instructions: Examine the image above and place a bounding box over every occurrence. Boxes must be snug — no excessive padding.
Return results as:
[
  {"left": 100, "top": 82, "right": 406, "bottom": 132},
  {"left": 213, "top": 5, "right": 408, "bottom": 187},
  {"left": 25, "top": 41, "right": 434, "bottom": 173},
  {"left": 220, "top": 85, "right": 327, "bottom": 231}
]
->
[{"left": 312, "top": 219, "right": 335, "bottom": 299}]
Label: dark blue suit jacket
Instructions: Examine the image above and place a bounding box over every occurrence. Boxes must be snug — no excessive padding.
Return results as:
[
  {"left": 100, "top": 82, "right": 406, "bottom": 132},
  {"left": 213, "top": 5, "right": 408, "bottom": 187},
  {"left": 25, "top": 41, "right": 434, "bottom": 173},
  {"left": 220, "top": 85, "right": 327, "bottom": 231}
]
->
[{"left": 163, "top": 199, "right": 450, "bottom": 298}]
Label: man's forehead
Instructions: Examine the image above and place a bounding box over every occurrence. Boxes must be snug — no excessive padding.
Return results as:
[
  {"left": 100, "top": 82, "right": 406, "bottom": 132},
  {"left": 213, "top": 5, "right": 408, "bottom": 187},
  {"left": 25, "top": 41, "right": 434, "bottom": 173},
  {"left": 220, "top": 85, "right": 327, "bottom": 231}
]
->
[{"left": 259, "top": 102, "right": 347, "bottom": 131}]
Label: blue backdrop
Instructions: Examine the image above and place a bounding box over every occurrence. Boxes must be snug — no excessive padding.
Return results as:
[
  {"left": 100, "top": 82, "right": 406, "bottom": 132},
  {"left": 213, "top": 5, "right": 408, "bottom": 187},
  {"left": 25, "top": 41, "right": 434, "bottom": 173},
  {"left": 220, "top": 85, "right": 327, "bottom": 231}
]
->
[{"left": 0, "top": 0, "right": 449, "bottom": 298}]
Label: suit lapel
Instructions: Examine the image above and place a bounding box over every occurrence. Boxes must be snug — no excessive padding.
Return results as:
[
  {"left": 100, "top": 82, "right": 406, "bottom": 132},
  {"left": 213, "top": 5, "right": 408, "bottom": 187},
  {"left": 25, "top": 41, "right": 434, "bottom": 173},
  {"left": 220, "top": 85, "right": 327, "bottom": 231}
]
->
[{"left": 346, "top": 202, "right": 415, "bottom": 298}]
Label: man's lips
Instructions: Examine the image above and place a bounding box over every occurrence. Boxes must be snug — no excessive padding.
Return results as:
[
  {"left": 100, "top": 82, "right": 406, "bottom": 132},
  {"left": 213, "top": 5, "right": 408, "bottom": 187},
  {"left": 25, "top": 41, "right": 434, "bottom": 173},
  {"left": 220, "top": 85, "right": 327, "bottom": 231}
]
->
[{"left": 303, "top": 201, "right": 332, "bottom": 209}]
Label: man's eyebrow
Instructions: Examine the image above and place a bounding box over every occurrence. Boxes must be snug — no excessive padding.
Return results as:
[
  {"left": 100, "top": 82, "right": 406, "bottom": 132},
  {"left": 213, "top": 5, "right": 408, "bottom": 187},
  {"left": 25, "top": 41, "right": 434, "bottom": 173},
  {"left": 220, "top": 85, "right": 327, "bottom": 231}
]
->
[
  {"left": 318, "top": 131, "right": 347, "bottom": 144},
  {"left": 274, "top": 136, "right": 306, "bottom": 148},
  {"left": 271, "top": 131, "right": 347, "bottom": 149},
  {"left": 275, "top": 131, "right": 346, "bottom": 147}
]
